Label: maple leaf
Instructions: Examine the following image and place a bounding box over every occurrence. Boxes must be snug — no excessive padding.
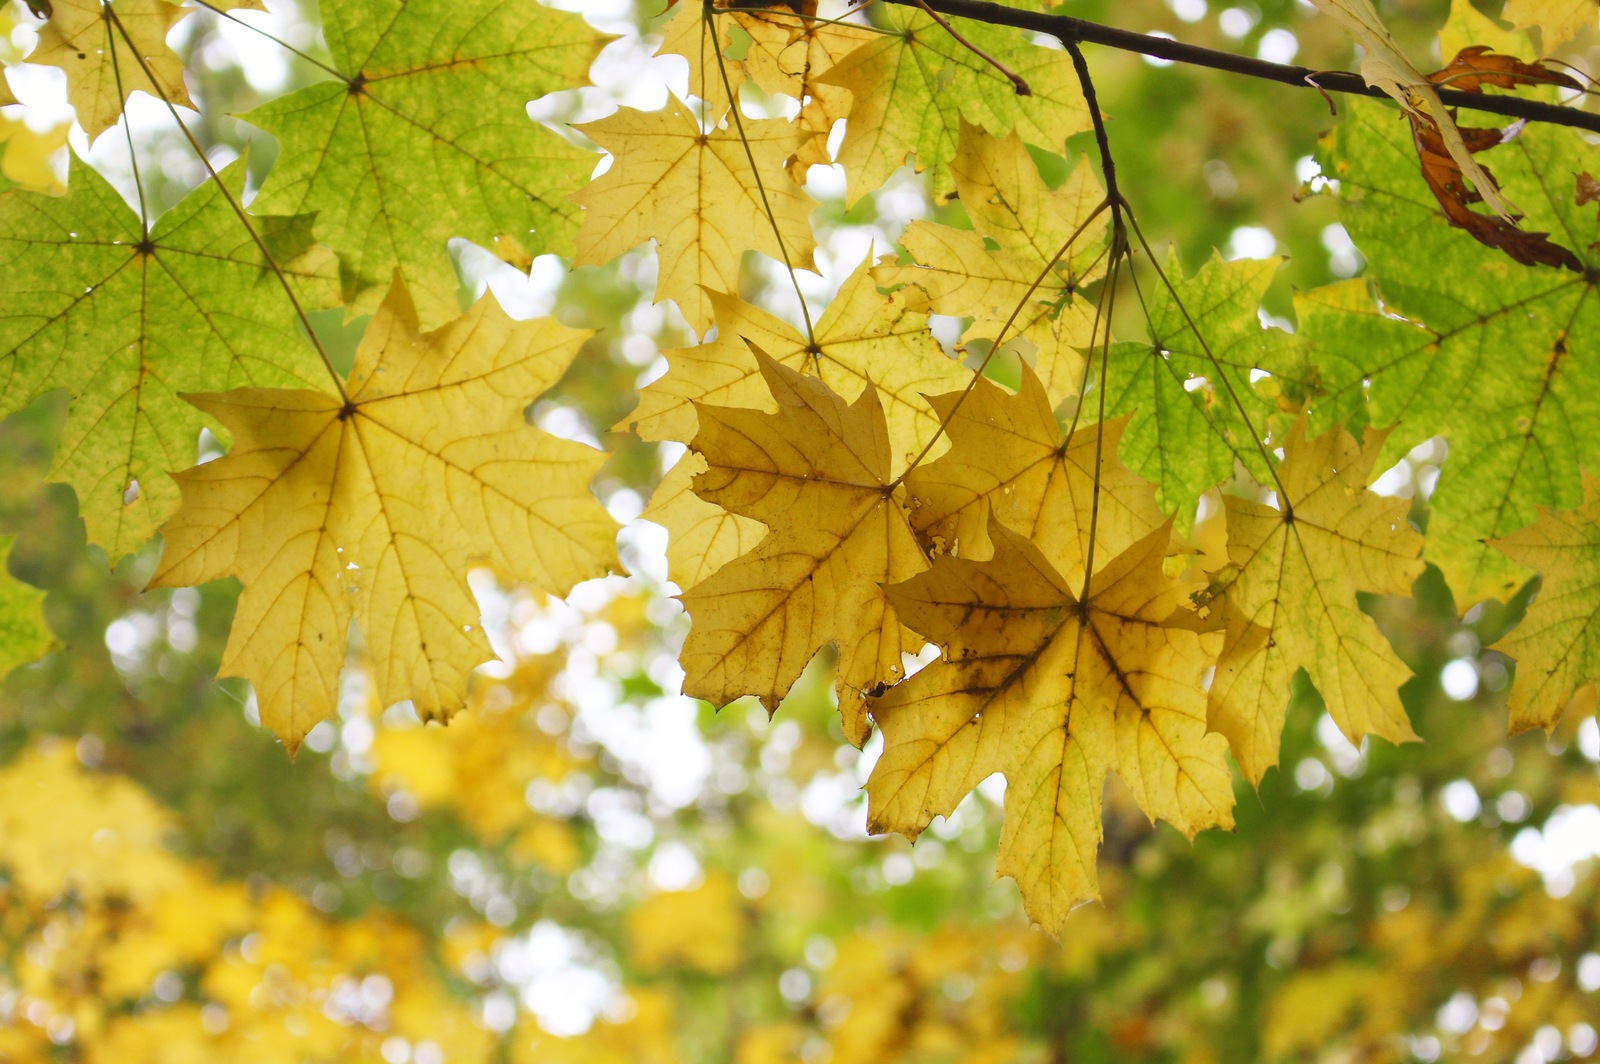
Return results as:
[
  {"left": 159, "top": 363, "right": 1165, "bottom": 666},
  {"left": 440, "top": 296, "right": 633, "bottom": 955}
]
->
[
  {"left": 818, "top": 6, "right": 1089, "bottom": 204},
  {"left": 150, "top": 277, "right": 617, "bottom": 751},
  {"left": 731, "top": 3, "right": 872, "bottom": 177},
  {"left": 1308, "top": 0, "right": 1518, "bottom": 221},
  {"left": 622, "top": 255, "right": 961, "bottom": 467},
  {"left": 245, "top": 0, "right": 601, "bottom": 331},
  {"left": 1305, "top": 99, "right": 1600, "bottom": 602},
  {"left": 1491, "top": 473, "right": 1600, "bottom": 734},
  {"left": 1404, "top": 47, "right": 1584, "bottom": 271},
  {"left": 574, "top": 98, "right": 816, "bottom": 334},
  {"left": 876, "top": 121, "right": 1109, "bottom": 400},
  {"left": 29, "top": 0, "right": 190, "bottom": 139},
  {"left": 641, "top": 451, "right": 764, "bottom": 589},
  {"left": 1501, "top": 0, "right": 1597, "bottom": 51},
  {"left": 0, "top": 158, "right": 336, "bottom": 559},
  {"left": 1206, "top": 422, "right": 1424, "bottom": 782},
  {"left": 867, "top": 521, "right": 1231, "bottom": 934},
  {"left": 905, "top": 367, "right": 1165, "bottom": 591},
  {"left": 0, "top": 534, "right": 54, "bottom": 679},
  {"left": 1103, "top": 252, "right": 1304, "bottom": 529},
  {"left": 677, "top": 352, "right": 926, "bottom": 746},
  {"left": 654, "top": 1, "right": 792, "bottom": 117}
]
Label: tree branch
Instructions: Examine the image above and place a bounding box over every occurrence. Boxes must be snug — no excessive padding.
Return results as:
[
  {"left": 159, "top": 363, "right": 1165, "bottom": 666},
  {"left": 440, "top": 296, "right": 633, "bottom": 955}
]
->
[{"left": 879, "top": 0, "right": 1600, "bottom": 135}]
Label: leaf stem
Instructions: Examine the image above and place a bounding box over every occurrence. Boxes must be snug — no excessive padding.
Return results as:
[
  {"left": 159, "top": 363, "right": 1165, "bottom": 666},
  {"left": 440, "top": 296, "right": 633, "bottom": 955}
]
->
[
  {"left": 911, "top": 0, "right": 1030, "bottom": 96},
  {"left": 878, "top": 0, "right": 1600, "bottom": 135},
  {"left": 102, "top": 1, "right": 149, "bottom": 231},
  {"left": 189, "top": 0, "right": 347, "bottom": 84},
  {"left": 1122, "top": 205, "right": 1291, "bottom": 509},
  {"left": 887, "top": 197, "right": 1112, "bottom": 489},
  {"left": 1075, "top": 228, "right": 1123, "bottom": 606},
  {"left": 104, "top": 2, "right": 350, "bottom": 401},
  {"left": 705, "top": 0, "right": 819, "bottom": 349}
]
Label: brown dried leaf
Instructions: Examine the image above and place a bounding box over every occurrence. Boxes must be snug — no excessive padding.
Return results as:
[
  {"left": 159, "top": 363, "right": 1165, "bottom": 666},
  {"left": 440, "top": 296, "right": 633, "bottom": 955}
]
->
[{"left": 1401, "top": 48, "right": 1585, "bottom": 272}]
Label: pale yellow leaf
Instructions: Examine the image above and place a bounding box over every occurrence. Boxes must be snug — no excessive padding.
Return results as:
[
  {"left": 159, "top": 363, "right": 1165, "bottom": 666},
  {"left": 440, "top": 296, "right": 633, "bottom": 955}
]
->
[
  {"left": 31, "top": 0, "right": 192, "bottom": 139},
  {"left": 1502, "top": 0, "right": 1597, "bottom": 51},
  {"left": 642, "top": 450, "right": 765, "bottom": 589},
  {"left": 1491, "top": 471, "right": 1600, "bottom": 733},
  {"left": 574, "top": 99, "right": 816, "bottom": 333},
  {"left": 906, "top": 366, "right": 1165, "bottom": 590},
  {"left": 623, "top": 255, "right": 962, "bottom": 470},
  {"left": 152, "top": 278, "right": 617, "bottom": 750},
  {"left": 877, "top": 121, "right": 1109, "bottom": 397}
]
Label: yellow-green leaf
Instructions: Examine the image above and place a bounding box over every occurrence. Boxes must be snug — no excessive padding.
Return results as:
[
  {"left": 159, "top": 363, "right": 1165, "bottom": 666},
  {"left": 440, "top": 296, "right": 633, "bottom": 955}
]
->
[{"left": 152, "top": 278, "right": 617, "bottom": 750}]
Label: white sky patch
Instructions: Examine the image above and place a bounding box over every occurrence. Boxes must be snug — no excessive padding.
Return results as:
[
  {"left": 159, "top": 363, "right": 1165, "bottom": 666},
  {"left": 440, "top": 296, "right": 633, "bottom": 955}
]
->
[
  {"left": 501, "top": 921, "right": 616, "bottom": 1036},
  {"left": 1225, "top": 225, "right": 1277, "bottom": 260},
  {"left": 1511, "top": 805, "right": 1600, "bottom": 896}
]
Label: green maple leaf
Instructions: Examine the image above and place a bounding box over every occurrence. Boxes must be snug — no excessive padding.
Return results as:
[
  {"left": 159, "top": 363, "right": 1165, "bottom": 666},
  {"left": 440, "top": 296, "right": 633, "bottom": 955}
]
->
[
  {"left": 1103, "top": 252, "right": 1304, "bottom": 529},
  {"left": 0, "top": 535, "right": 53, "bottom": 679},
  {"left": 1302, "top": 99, "right": 1600, "bottom": 603},
  {"left": 0, "top": 159, "right": 336, "bottom": 560},
  {"left": 818, "top": 5, "right": 1089, "bottom": 204},
  {"left": 245, "top": 0, "right": 602, "bottom": 331},
  {"left": 1492, "top": 473, "right": 1600, "bottom": 734}
]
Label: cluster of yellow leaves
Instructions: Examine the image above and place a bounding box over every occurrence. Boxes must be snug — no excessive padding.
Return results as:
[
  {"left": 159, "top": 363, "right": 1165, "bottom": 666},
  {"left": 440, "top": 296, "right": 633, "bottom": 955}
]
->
[
  {"left": 0, "top": 746, "right": 490, "bottom": 1063},
  {"left": 654, "top": 325, "right": 1425, "bottom": 932},
  {"left": 0, "top": 107, "right": 69, "bottom": 193},
  {"left": 587, "top": 30, "right": 1431, "bottom": 925},
  {"left": 625, "top": 872, "right": 744, "bottom": 975}
]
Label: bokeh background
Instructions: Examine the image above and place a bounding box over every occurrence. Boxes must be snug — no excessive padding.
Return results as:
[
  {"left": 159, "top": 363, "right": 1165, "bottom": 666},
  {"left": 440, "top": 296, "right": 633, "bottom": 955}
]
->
[{"left": 2, "top": 0, "right": 1600, "bottom": 1061}]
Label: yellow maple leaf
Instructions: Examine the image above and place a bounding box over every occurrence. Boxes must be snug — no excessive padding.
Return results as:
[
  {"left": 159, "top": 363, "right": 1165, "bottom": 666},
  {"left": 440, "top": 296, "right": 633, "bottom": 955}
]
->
[
  {"left": 1207, "top": 422, "right": 1424, "bottom": 783},
  {"left": 573, "top": 98, "right": 816, "bottom": 333},
  {"left": 868, "top": 521, "right": 1232, "bottom": 934},
  {"left": 1502, "top": 0, "right": 1596, "bottom": 51},
  {"left": 877, "top": 121, "right": 1109, "bottom": 400},
  {"left": 624, "top": 255, "right": 963, "bottom": 466},
  {"left": 737, "top": 7, "right": 873, "bottom": 177},
  {"left": 906, "top": 367, "right": 1166, "bottom": 591},
  {"left": 152, "top": 278, "right": 617, "bottom": 750},
  {"left": 679, "top": 352, "right": 927, "bottom": 745},
  {"left": 642, "top": 451, "right": 765, "bottom": 589},
  {"left": 655, "top": 1, "right": 780, "bottom": 116},
  {"left": 1491, "top": 472, "right": 1600, "bottom": 733},
  {"left": 30, "top": 0, "right": 192, "bottom": 139}
]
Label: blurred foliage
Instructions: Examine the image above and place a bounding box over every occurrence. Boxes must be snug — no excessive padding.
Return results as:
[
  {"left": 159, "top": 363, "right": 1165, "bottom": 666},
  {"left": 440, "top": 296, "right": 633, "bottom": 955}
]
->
[{"left": 2, "top": 0, "right": 1600, "bottom": 1061}]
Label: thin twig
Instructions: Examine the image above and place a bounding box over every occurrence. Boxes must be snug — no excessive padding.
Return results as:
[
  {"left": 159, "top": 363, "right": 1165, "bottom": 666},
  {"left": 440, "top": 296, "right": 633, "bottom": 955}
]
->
[
  {"left": 911, "top": 0, "right": 1030, "bottom": 96},
  {"left": 879, "top": 0, "right": 1600, "bottom": 135},
  {"left": 103, "top": 3, "right": 149, "bottom": 230}
]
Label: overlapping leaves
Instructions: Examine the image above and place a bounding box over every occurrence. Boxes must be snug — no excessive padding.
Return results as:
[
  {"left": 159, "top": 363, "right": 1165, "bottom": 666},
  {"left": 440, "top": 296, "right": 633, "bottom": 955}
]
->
[
  {"left": 4, "top": 0, "right": 1598, "bottom": 935},
  {"left": 245, "top": 0, "right": 603, "bottom": 330},
  {"left": 0, "top": 160, "right": 335, "bottom": 558}
]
